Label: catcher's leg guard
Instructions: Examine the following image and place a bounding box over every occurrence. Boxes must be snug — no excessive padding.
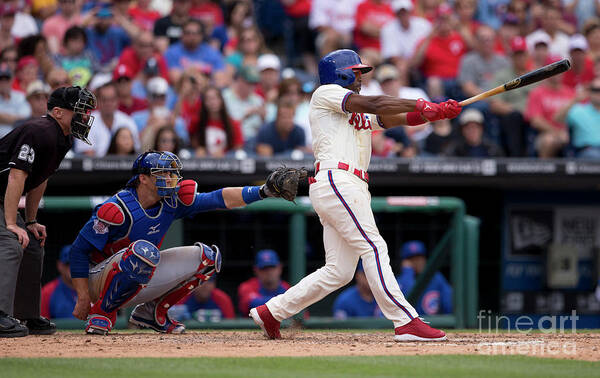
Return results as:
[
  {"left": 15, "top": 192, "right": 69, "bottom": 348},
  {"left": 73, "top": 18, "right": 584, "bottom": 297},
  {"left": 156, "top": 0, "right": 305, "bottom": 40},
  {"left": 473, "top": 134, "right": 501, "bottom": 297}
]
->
[
  {"left": 129, "top": 243, "right": 221, "bottom": 333},
  {"left": 86, "top": 240, "right": 160, "bottom": 335}
]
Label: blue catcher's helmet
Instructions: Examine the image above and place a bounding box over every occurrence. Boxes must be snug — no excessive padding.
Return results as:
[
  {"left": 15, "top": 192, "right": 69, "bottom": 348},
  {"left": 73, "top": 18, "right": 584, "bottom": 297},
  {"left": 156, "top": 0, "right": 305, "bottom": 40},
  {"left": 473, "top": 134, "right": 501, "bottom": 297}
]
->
[
  {"left": 318, "top": 49, "right": 373, "bottom": 87},
  {"left": 127, "top": 151, "right": 183, "bottom": 207}
]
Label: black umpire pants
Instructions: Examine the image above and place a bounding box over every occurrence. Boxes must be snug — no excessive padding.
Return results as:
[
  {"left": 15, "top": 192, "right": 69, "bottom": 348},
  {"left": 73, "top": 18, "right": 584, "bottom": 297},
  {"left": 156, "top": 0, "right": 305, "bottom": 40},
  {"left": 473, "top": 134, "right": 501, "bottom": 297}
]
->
[{"left": 0, "top": 201, "right": 44, "bottom": 318}]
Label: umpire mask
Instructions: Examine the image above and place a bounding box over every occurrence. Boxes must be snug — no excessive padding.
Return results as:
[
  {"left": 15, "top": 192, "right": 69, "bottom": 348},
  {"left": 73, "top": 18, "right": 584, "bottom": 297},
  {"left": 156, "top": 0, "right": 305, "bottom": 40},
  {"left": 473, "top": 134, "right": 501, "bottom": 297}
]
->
[{"left": 48, "top": 86, "right": 97, "bottom": 144}]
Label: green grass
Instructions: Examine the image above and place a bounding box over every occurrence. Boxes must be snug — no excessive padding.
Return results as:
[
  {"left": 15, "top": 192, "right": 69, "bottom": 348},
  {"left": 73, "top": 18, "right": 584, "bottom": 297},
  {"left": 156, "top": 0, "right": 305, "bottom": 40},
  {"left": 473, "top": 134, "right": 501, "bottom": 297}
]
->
[{"left": 1, "top": 356, "right": 598, "bottom": 378}]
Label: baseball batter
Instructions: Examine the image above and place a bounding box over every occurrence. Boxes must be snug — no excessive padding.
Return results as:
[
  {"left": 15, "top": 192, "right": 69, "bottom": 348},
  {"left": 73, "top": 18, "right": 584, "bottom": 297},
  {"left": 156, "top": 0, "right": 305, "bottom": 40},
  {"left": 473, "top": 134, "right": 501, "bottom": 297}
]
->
[{"left": 250, "top": 49, "right": 462, "bottom": 341}]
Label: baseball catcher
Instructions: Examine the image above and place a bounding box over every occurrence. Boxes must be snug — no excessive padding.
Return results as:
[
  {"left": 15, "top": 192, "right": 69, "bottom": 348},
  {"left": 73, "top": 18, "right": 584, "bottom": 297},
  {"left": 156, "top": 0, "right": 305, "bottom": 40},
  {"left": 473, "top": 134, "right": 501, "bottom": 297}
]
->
[{"left": 69, "top": 151, "right": 302, "bottom": 335}]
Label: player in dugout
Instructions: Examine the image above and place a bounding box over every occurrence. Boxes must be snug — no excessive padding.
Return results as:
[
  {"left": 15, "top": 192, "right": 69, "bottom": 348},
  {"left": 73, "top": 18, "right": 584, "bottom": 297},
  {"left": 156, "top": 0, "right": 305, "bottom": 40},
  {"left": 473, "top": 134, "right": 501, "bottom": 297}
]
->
[{"left": 68, "top": 150, "right": 306, "bottom": 335}]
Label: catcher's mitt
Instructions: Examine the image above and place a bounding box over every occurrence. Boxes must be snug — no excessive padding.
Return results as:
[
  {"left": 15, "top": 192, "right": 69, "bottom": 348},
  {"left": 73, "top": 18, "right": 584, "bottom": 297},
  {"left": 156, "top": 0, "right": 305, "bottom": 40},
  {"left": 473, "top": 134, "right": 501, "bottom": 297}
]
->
[{"left": 262, "top": 166, "right": 308, "bottom": 202}]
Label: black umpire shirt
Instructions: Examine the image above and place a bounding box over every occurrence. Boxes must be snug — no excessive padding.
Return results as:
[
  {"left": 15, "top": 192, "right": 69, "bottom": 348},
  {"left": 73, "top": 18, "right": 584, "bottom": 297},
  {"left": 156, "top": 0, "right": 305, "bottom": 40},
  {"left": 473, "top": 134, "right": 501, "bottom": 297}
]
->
[{"left": 0, "top": 115, "right": 72, "bottom": 197}]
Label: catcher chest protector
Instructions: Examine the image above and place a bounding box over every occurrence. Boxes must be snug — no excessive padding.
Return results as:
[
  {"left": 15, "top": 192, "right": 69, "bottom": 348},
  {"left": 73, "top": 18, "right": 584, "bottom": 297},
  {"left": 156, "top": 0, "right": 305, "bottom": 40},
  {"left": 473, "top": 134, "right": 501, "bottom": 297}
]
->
[{"left": 318, "top": 49, "right": 373, "bottom": 87}]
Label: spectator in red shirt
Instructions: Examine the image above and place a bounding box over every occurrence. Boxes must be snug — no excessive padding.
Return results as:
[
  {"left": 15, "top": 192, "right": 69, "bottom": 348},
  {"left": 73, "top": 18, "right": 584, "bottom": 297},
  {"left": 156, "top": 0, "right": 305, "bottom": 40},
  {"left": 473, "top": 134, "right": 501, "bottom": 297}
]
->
[
  {"left": 128, "top": 0, "right": 161, "bottom": 32},
  {"left": 117, "top": 31, "right": 170, "bottom": 81},
  {"left": 13, "top": 56, "right": 39, "bottom": 93},
  {"left": 526, "top": 58, "right": 575, "bottom": 158},
  {"left": 237, "top": 250, "right": 290, "bottom": 317},
  {"left": 562, "top": 34, "right": 595, "bottom": 90},
  {"left": 113, "top": 63, "right": 148, "bottom": 115},
  {"left": 353, "top": 0, "right": 395, "bottom": 52},
  {"left": 193, "top": 86, "right": 244, "bottom": 157},
  {"left": 175, "top": 66, "right": 208, "bottom": 135},
  {"left": 411, "top": 3, "right": 467, "bottom": 100}
]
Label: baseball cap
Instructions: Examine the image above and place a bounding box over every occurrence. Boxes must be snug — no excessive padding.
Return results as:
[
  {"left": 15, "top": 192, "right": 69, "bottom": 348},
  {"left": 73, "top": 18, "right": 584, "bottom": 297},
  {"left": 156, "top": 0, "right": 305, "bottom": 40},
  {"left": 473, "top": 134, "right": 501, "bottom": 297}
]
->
[
  {"left": 569, "top": 34, "right": 588, "bottom": 51},
  {"left": 0, "top": 63, "right": 12, "bottom": 78},
  {"left": 113, "top": 64, "right": 134, "bottom": 81},
  {"left": 529, "top": 32, "right": 551, "bottom": 49},
  {"left": 391, "top": 0, "right": 413, "bottom": 12},
  {"left": 26, "top": 80, "right": 50, "bottom": 98},
  {"left": 510, "top": 36, "right": 527, "bottom": 53},
  {"left": 375, "top": 64, "right": 400, "bottom": 83},
  {"left": 257, "top": 54, "right": 281, "bottom": 72},
  {"left": 239, "top": 65, "right": 260, "bottom": 84},
  {"left": 254, "top": 249, "right": 280, "bottom": 269},
  {"left": 59, "top": 245, "right": 71, "bottom": 264},
  {"left": 401, "top": 241, "right": 426, "bottom": 259},
  {"left": 17, "top": 56, "right": 38, "bottom": 71},
  {"left": 88, "top": 72, "right": 112, "bottom": 92},
  {"left": 459, "top": 108, "right": 484, "bottom": 125},
  {"left": 147, "top": 76, "right": 169, "bottom": 95}
]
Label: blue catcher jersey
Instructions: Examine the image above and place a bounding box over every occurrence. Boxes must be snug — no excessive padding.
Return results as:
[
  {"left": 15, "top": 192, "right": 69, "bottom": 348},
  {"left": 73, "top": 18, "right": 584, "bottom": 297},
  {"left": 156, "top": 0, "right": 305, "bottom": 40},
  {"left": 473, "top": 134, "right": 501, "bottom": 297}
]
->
[{"left": 78, "top": 186, "right": 225, "bottom": 265}]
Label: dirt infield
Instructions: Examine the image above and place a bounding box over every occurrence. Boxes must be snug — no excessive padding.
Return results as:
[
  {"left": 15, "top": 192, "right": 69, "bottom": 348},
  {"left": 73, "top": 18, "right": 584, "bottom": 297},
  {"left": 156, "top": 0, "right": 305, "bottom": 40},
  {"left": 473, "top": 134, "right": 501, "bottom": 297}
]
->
[{"left": 1, "top": 331, "right": 599, "bottom": 361}]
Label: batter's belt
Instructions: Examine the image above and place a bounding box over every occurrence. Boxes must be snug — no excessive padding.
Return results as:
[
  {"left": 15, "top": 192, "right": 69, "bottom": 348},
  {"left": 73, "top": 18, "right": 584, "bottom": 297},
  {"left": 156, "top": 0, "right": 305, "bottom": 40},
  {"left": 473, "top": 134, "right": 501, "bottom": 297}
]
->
[{"left": 314, "top": 160, "right": 369, "bottom": 183}]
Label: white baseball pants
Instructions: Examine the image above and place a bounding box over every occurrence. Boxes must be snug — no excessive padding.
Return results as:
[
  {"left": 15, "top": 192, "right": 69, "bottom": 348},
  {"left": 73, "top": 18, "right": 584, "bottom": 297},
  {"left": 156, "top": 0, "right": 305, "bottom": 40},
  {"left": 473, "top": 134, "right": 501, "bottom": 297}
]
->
[{"left": 266, "top": 169, "right": 418, "bottom": 327}]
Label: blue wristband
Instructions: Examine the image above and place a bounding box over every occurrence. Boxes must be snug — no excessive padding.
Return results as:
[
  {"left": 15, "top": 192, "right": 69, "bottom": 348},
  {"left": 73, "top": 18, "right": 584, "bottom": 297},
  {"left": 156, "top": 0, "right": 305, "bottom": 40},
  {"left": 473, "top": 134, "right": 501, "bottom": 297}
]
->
[{"left": 242, "top": 186, "right": 263, "bottom": 204}]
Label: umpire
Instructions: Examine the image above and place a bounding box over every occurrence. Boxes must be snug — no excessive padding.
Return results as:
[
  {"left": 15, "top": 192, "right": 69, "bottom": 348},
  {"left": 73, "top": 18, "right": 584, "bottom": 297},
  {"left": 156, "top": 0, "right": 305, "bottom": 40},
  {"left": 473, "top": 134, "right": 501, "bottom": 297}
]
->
[{"left": 0, "top": 86, "right": 96, "bottom": 337}]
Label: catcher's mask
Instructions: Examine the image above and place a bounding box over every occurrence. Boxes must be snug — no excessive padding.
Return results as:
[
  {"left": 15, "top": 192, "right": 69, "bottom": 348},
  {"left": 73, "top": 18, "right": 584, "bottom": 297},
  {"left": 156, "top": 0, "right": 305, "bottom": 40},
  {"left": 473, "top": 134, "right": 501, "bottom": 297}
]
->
[
  {"left": 127, "top": 151, "right": 183, "bottom": 207},
  {"left": 47, "top": 86, "right": 97, "bottom": 144}
]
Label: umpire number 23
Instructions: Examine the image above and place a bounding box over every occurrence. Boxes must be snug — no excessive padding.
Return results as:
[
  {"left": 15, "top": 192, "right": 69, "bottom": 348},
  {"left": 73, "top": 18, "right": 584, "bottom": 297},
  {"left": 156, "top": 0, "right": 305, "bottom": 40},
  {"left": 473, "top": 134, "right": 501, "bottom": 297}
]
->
[{"left": 18, "top": 144, "right": 35, "bottom": 164}]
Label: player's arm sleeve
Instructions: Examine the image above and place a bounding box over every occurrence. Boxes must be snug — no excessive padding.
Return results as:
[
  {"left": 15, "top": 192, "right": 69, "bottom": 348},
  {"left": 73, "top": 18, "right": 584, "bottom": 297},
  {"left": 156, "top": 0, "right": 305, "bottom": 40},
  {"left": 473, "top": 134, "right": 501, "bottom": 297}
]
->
[
  {"left": 312, "top": 85, "right": 354, "bottom": 114},
  {"left": 178, "top": 189, "right": 227, "bottom": 218},
  {"left": 69, "top": 233, "right": 96, "bottom": 278},
  {"left": 8, "top": 127, "right": 38, "bottom": 173}
]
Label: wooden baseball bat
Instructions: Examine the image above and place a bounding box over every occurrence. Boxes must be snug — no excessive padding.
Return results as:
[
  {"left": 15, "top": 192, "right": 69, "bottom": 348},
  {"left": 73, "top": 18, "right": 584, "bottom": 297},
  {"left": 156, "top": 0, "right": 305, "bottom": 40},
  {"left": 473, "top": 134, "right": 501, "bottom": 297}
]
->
[{"left": 459, "top": 59, "right": 571, "bottom": 106}]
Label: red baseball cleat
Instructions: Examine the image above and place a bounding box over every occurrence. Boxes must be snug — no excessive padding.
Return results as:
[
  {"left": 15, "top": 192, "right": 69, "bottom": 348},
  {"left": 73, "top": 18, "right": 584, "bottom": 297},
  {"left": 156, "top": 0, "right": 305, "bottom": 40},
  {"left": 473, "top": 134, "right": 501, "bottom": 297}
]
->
[
  {"left": 394, "top": 318, "right": 447, "bottom": 341},
  {"left": 249, "top": 305, "right": 281, "bottom": 339}
]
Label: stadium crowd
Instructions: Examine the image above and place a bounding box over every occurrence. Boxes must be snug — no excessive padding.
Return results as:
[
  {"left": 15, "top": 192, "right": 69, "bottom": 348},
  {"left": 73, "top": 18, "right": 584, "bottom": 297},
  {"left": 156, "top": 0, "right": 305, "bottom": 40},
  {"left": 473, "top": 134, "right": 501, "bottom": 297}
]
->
[{"left": 0, "top": 0, "right": 600, "bottom": 159}]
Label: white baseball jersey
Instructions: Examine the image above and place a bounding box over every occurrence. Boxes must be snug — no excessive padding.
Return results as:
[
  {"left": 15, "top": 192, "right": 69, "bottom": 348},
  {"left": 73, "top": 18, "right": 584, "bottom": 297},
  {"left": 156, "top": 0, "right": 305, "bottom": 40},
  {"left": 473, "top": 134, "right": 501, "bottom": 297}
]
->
[{"left": 309, "top": 84, "right": 382, "bottom": 172}]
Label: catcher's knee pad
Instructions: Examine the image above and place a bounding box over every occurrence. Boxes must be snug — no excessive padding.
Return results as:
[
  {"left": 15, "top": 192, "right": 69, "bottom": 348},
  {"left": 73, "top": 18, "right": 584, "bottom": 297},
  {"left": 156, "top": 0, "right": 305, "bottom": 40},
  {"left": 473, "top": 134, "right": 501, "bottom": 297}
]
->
[
  {"left": 97, "top": 240, "right": 160, "bottom": 314},
  {"left": 195, "top": 242, "right": 222, "bottom": 280}
]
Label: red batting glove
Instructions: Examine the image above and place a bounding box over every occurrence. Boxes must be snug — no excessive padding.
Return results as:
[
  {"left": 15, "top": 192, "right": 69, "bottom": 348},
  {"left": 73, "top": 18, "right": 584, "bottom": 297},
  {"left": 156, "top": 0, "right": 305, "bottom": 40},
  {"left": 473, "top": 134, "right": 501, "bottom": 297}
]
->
[
  {"left": 441, "top": 99, "right": 462, "bottom": 119},
  {"left": 415, "top": 98, "right": 444, "bottom": 122}
]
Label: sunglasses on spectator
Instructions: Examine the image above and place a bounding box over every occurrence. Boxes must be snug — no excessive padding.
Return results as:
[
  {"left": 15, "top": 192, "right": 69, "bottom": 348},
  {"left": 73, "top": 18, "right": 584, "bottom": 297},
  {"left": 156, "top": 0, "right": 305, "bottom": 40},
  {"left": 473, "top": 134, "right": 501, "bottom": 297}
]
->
[
  {"left": 183, "top": 29, "right": 202, "bottom": 35},
  {"left": 590, "top": 87, "right": 600, "bottom": 92},
  {"left": 0, "top": 76, "right": 11, "bottom": 81},
  {"left": 1, "top": 57, "right": 17, "bottom": 63},
  {"left": 150, "top": 94, "right": 167, "bottom": 99},
  {"left": 59, "top": 0, "right": 76, "bottom": 3}
]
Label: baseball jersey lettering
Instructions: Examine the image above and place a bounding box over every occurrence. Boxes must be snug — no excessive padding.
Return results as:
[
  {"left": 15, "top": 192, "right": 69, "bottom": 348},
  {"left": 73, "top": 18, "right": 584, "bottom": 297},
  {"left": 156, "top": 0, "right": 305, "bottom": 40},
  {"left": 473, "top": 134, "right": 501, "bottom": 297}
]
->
[{"left": 310, "top": 84, "right": 380, "bottom": 171}]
